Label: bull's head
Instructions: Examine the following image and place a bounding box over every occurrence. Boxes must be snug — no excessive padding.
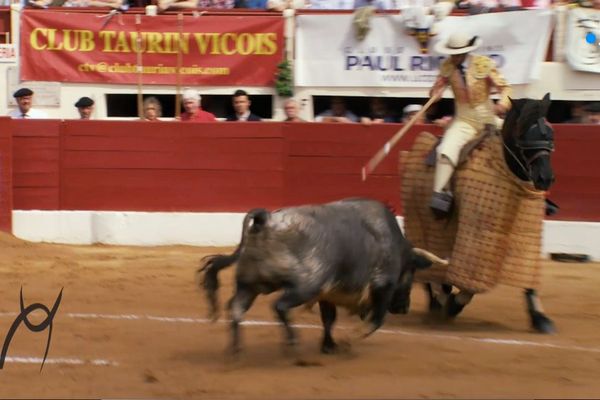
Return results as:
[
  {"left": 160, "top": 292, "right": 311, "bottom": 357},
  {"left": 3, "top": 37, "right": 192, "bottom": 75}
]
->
[{"left": 388, "top": 248, "right": 446, "bottom": 314}]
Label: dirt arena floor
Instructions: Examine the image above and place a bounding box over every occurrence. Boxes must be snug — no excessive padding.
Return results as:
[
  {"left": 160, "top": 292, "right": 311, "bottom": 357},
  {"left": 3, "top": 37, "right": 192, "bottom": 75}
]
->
[{"left": 0, "top": 232, "right": 599, "bottom": 399}]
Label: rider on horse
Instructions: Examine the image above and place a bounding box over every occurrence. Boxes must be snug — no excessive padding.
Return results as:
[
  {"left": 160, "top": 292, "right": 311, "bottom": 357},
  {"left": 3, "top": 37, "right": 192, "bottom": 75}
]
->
[{"left": 429, "top": 31, "right": 512, "bottom": 218}]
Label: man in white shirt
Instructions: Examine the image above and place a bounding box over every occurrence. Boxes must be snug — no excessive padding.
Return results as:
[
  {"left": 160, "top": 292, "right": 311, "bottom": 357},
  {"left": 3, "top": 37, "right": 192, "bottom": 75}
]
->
[{"left": 8, "top": 88, "right": 49, "bottom": 119}]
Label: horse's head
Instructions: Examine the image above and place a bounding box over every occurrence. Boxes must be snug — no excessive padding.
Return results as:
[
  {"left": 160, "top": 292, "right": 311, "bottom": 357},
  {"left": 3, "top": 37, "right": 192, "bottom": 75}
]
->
[{"left": 502, "top": 93, "right": 555, "bottom": 191}]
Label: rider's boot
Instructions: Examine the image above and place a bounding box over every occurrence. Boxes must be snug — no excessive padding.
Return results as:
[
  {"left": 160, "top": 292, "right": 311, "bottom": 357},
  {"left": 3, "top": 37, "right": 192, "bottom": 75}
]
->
[{"left": 430, "top": 156, "right": 455, "bottom": 219}]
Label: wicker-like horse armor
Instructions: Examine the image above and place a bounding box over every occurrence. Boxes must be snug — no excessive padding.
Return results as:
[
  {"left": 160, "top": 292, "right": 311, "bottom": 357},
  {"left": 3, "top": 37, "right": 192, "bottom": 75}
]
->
[{"left": 401, "top": 130, "right": 546, "bottom": 293}]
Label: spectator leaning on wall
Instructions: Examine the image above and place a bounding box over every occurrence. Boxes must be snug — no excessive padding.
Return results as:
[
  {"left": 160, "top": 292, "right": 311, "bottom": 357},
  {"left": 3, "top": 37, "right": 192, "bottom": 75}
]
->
[
  {"left": 583, "top": 102, "right": 600, "bottom": 124},
  {"left": 315, "top": 96, "right": 359, "bottom": 123},
  {"left": 142, "top": 97, "right": 162, "bottom": 122},
  {"left": 227, "top": 90, "right": 262, "bottom": 121},
  {"left": 283, "top": 98, "right": 305, "bottom": 122},
  {"left": 8, "top": 88, "right": 48, "bottom": 119},
  {"left": 180, "top": 89, "right": 217, "bottom": 122},
  {"left": 75, "top": 97, "right": 95, "bottom": 120}
]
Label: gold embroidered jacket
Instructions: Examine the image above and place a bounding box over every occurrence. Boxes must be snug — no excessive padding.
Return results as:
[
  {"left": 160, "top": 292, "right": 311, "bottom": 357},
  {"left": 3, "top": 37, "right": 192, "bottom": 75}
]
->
[{"left": 430, "top": 55, "right": 512, "bottom": 109}]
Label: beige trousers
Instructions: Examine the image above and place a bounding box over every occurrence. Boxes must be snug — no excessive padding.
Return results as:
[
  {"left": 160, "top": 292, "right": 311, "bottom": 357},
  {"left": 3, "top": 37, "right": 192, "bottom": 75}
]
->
[{"left": 434, "top": 101, "right": 502, "bottom": 193}]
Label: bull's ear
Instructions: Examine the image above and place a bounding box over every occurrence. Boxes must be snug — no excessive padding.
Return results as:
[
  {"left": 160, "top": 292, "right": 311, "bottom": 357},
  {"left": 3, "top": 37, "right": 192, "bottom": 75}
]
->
[{"left": 540, "top": 92, "right": 551, "bottom": 117}]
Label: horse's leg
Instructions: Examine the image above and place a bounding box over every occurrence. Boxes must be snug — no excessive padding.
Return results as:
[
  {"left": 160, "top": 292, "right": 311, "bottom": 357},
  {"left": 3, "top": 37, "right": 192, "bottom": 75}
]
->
[
  {"left": 426, "top": 283, "right": 453, "bottom": 312},
  {"left": 525, "top": 288, "right": 556, "bottom": 334},
  {"left": 445, "top": 289, "right": 474, "bottom": 318}
]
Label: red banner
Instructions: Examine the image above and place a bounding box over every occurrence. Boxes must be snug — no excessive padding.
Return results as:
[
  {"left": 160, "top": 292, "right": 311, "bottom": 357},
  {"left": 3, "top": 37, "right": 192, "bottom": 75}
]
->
[{"left": 20, "top": 10, "right": 285, "bottom": 86}]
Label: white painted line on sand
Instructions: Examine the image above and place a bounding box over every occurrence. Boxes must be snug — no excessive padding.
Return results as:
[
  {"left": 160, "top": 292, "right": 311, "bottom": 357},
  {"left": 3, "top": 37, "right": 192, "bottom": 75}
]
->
[
  {"left": 67, "top": 312, "right": 600, "bottom": 355},
  {"left": 3, "top": 356, "right": 118, "bottom": 366},
  {"left": 2, "top": 311, "right": 598, "bottom": 355}
]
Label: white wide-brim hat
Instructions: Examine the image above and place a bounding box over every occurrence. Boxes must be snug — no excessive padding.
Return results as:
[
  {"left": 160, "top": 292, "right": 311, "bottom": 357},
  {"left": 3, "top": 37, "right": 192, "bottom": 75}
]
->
[{"left": 434, "top": 32, "right": 482, "bottom": 55}]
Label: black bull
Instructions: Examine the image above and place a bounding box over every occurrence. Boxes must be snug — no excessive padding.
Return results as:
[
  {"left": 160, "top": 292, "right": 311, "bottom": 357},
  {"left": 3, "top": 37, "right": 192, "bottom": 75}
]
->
[{"left": 198, "top": 198, "right": 445, "bottom": 354}]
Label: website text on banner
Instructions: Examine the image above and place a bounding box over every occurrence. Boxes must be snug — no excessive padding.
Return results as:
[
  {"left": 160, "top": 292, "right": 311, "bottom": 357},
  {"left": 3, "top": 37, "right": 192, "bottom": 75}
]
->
[
  {"left": 19, "top": 10, "right": 285, "bottom": 86},
  {"left": 295, "top": 10, "right": 553, "bottom": 88}
]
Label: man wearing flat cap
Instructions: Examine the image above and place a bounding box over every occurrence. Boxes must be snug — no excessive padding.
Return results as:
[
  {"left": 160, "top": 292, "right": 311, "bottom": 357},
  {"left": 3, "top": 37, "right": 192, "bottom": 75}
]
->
[
  {"left": 179, "top": 88, "right": 216, "bottom": 122},
  {"left": 75, "top": 97, "right": 95, "bottom": 120},
  {"left": 8, "top": 88, "right": 48, "bottom": 119},
  {"left": 583, "top": 102, "right": 600, "bottom": 125},
  {"left": 428, "top": 31, "right": 512, "bottom": 218}
]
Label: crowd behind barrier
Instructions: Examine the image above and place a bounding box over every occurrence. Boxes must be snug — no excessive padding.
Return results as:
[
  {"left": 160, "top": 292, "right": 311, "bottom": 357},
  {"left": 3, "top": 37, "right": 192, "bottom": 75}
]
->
[
  {"left": 1, "top": 3, "right": 600, "bottom": 123},
  {"left": 8, "top": 85, "right": 600, "bottom": 124},
  {"left": 3, "top": 0, "right": 598, "bottom": 11}
]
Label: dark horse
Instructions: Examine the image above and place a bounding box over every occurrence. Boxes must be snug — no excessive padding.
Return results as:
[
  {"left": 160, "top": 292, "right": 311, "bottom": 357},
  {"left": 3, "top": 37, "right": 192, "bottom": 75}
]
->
[{"left": 393, "top": 93, "right": 556, "bottom": 334}]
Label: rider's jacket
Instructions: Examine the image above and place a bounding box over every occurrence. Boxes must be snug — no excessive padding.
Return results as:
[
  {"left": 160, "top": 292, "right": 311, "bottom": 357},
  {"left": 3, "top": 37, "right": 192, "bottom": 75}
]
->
[{"left": 430, "top": 54, "right": 512, "bottom": 110}]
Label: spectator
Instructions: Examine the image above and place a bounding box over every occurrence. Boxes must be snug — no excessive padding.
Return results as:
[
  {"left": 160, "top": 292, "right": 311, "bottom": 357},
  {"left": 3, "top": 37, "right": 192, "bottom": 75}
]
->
[
  {"left": 234, "top": 0, "right": 267, "bottom": 7},
  {"left": 361, "top": 97, "right": 397, "bottom": 124},
  {"left": 316, "top": 96, "right": 359, "bottom": 123},
  {"left": 283, "top": 98, "right": 305, "bottom": 122},
  {"left": 310, "top": 0, "right": 354, "bottom": 8},
  {"left": 583, "top": 102, "right": 600, "bottom": 124},
  {"left": 565, "top": 101, "right": 585, "bottom": 123},
  {"left": 8, "top": 88, "right": 48, "bottom": 119},
  {"left": 402, "top": 104, "right": 425, "bottom": 124},
  {"left": 30, "top": 0, "right": 127, "bottom": 8},
  {"left": 75, "top": 97, "right": 95, "bottom": 120},
  {"left": 180, "top": 88, "right": 217, "bottom": 122},
  {"left": 158, "top": 0, "right": 233, "bottom": 11},
  {"left": 353, "top": 0, "right": 393, "bottom": 9},
  {"left": 226, "top": 89, "right": 262, "bottom": 121},
  {"left": 142, "top": 97, "right": 162, "bottom": 121},
  {"left": 267, "top": 0, "right": 308, "bottom": 10}
]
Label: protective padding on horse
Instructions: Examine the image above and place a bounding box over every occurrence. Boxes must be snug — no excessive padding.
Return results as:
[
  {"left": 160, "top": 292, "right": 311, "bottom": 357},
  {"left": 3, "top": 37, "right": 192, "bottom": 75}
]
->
[{"left": 400, "top": 131, "right": 546, "bottom": 293}]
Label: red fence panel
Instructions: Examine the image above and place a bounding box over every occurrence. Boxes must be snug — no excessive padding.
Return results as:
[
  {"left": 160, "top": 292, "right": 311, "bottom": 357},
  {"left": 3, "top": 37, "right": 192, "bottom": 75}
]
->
[
  {"left": 547, "top": 125, "right": 600, "bottom": 221},
  {"left": 0, "top": 117, "right": 12, "bottom": 232},
  {"left": 11, "top": 119, "right": 61, "bottom": 210},
  {"left": 7, "top": 120, "right": 600, "bottom": 222},
  {"left": 59, "top": 120, "right": 285, "bottom": 211}
]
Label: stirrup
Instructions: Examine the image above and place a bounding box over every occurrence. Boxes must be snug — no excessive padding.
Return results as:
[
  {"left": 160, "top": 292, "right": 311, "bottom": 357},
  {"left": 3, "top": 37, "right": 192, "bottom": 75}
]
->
[{"left": 430, "top": 192, "right": 454, "bottom": 219}]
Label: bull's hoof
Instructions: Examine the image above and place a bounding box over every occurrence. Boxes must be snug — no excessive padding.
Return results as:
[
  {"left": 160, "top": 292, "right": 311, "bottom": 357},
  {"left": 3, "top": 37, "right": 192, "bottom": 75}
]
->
[
  {"left": 321, "top": 341, "right": 338, "bottom": 354},
  {"left": 531, "top": 311, "right": 556, "bottom": 334},
  {"left": 445, "top": 293, "right": 465, "bottom": 318}
]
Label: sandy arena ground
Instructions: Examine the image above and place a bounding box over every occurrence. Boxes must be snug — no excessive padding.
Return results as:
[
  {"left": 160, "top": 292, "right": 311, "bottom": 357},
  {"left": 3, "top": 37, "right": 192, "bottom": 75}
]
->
[{"left": 0, "top": 232, "right": 599, "bottom": 399}]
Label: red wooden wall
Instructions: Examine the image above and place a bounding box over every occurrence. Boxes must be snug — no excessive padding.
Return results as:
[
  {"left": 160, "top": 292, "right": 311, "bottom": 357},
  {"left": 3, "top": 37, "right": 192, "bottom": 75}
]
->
[
  {"left": 8, "top": 120, "right": 600, "bottom": 222},
  {"left": 0, "top": 118, "right": 12, "bottom": 232}
]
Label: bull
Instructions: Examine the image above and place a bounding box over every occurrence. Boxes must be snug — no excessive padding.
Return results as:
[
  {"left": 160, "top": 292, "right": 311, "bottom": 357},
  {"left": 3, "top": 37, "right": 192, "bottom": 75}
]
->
[{"left": 198, "top": 198, "right": 444, "bottom": 355}]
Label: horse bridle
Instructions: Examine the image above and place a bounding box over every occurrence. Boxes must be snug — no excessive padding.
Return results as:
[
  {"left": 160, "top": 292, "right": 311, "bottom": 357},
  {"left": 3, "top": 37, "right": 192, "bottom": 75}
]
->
[{"left": 516, "top": 117, "right": 555, "bottom": 166}]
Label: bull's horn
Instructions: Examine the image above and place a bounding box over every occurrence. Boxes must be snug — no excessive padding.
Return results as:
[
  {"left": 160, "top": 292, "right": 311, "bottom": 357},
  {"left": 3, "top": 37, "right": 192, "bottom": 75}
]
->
[{"left": 413, "top": 248, "right": 449, "bottom": 266}]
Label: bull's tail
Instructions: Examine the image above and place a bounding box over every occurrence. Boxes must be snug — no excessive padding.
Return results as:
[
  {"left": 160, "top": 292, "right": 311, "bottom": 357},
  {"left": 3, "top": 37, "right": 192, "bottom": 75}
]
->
[
  {"left": 412, "top": 247, "right": 449, "bottom": 268},
  {"left": 196, "top": 208, "right": 270, "bottom": 321}
]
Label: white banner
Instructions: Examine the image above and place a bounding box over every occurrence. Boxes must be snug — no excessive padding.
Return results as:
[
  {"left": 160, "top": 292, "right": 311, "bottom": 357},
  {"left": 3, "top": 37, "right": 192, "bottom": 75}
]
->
[
  {"left": 565, "top": 7, "right": 600, "bottom": 74},
  {"left": 296, "top": 10, "right": 553, "bottom": 88}
]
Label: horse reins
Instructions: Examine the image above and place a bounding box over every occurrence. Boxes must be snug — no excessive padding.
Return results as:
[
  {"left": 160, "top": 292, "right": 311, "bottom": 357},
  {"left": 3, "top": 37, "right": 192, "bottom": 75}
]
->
[{"left": 505, "top": 117, "right": 555, "bottom": 179}]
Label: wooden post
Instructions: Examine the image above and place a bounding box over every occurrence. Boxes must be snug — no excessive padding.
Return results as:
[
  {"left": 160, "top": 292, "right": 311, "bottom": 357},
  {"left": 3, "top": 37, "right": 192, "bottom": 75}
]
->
[{"left": 175, "top": 13, "right": 184, "bottom": 119}]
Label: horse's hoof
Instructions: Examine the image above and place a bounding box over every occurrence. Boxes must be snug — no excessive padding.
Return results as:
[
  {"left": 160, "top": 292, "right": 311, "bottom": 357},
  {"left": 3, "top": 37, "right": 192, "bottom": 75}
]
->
[
  {"left": 320, "top": 342, "right": 338, "bottom": 355},
  {"left": 531, "top": 312, "right": 556, "bottom": 334},
  {"left": 428, "top": 298, "right": 444, "bottom": 313},
  {"left": 445, "top": 293, "right": 465, "bottom": 318}
]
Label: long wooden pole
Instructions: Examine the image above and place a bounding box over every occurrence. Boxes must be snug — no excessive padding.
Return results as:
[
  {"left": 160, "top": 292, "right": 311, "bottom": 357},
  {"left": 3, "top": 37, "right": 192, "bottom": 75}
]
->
[{"left": 361, "top": 90, "right": 443, "bottom": 181}]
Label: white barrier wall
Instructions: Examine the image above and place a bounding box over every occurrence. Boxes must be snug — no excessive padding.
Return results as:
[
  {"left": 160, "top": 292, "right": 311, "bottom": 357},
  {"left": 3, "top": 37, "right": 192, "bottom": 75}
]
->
[{"left": 12, "top": 210, "right": 600, "bottom": 260}]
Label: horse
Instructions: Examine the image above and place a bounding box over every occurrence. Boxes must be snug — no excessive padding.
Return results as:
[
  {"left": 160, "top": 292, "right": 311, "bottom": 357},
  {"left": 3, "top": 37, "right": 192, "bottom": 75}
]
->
[{"left": 396, "top": 93, "right": 556, "bottom": 333}]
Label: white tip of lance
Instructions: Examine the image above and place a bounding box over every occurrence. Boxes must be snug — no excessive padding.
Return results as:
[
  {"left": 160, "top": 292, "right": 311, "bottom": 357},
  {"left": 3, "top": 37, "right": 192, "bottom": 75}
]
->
[{"left": 361, "top": 166, "right": 367, "bottom": 182}]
